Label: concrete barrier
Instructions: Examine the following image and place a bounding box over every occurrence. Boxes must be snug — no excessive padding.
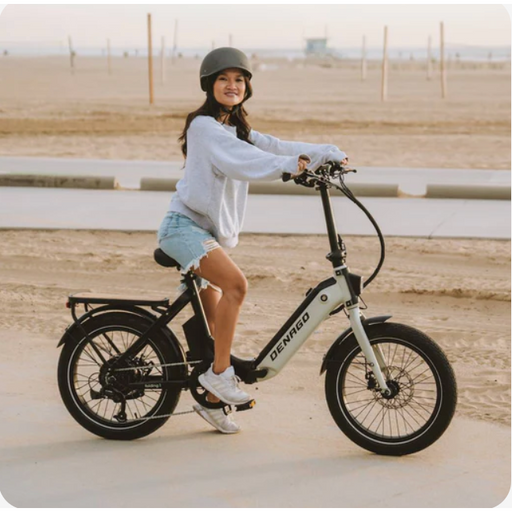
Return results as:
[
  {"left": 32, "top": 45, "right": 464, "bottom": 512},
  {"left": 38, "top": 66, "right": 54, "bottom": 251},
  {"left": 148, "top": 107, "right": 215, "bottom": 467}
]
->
[
  {"left": 140, "top": 177, "right": 399, "bottom": 197},
  {"left": 426, "top": 184, "right": 511, "bottom": 200},
  {"left": 0, "top": 174, "right": 118, "bottom": 190},
  {"left": 140, "top": 178, "right": 179, "bottom": 191}
]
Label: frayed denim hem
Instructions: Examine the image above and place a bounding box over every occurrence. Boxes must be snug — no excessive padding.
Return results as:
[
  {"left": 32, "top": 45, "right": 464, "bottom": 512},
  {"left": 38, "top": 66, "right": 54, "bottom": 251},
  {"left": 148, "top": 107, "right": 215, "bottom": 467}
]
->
[{"left": 176, "top": 238, "right": 222, "bottom": 294}]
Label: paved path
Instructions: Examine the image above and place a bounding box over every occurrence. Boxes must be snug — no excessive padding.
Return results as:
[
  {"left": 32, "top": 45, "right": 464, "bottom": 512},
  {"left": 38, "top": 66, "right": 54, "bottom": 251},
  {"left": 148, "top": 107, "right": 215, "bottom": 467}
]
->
[
  {"left": 0, "top": 157, "right": 509, "bottom": 239},
  {"left": 0, "top": 156, "right": 509, "bottom": 193},
  {"left": 0, "top": 329, "right": 510, "bottom": 508},
  {"left": 0, "top": 187, "right": 509, "bottom": 239}
]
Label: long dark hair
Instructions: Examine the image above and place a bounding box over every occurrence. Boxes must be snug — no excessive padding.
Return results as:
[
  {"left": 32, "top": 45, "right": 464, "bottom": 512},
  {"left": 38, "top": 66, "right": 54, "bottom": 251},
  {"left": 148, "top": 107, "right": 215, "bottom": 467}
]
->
[{"left": 178, "top": 71, "right": 253, "bottom": 158}]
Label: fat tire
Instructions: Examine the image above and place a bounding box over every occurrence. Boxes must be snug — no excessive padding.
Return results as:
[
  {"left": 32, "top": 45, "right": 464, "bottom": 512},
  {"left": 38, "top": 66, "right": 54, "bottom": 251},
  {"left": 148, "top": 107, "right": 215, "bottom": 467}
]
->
[
  {"left": 58, "top": 312, "right": 185, "bottom": 440},
  {"left": 325, "top": 322, "right": 457, "bottom": 455}
]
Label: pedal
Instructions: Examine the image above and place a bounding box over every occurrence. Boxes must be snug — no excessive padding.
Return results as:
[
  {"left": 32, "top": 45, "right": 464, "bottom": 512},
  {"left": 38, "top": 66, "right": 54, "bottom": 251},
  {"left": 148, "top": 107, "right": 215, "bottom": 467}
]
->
[{"left": 235, "top": 399, "right": 256, "bottom": 412}]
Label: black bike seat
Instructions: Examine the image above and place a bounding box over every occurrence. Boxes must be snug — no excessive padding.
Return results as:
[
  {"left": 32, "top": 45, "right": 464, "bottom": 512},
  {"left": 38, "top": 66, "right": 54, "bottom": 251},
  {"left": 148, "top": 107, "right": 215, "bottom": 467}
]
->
[{"left": 154, "top": 248, "right": 180, "bottom": 269}]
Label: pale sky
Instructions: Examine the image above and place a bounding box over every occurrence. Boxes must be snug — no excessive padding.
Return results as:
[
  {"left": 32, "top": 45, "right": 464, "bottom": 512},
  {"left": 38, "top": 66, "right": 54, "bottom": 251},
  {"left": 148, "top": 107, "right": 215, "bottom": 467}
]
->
[{"left": 0, "top": 4, "right": 510, "bottom": 50}]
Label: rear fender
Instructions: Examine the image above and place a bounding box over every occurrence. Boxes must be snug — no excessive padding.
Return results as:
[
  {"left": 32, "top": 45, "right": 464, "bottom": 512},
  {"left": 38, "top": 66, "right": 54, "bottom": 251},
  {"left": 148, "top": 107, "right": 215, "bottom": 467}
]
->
[
  {"left": 57, "top": 306, "right": 187, "bottom": 376},
  {"left": 320, "top": 315, "right": 392, "bottom": 375},
  {"left": 57, "top": 305, "right": 158, "bottom": 347}
]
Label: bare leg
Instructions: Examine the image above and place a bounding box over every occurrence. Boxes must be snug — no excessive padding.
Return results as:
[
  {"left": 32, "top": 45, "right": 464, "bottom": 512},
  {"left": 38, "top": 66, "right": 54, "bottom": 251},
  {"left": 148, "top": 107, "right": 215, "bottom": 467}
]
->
[{"left": 194, "top": 247, "right": 248, "bottom": 375}]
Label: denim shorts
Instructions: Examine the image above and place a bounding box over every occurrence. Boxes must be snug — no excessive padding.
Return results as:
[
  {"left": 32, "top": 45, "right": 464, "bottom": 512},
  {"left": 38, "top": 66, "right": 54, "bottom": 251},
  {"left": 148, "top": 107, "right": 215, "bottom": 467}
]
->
[{"left": 157, "top": 212, "right": 221, "bottom": 292}]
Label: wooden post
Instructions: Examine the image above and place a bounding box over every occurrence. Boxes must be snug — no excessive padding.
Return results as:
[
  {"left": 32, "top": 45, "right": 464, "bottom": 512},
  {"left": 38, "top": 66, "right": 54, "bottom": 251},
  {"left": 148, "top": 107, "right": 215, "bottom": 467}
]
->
[
  {"left": 381, "top": 26, "right": 388, "bottom": 101},
  {"left": 361, "top": 35, "right": 367, "bottom": 81},
  {"left": 68, "top": 35, "right": 75, "bottom": 75},
  {"left": 160, "top": 36, "right": 165, "bottom": 84},
  {"left": 427, "top": 35, "right": 432, "bottom": 80},
  {"left": 172, "top": 19, "right": 178, "bottom": 65},
  {"left": 107, "top": 38, "right": 111, "bottom": 75},
  {"left": 147, "top": 13, "right": 154, "bottom": 105},
  {"left": 440, "top": 22, "right": 447, "bottom": 98}
]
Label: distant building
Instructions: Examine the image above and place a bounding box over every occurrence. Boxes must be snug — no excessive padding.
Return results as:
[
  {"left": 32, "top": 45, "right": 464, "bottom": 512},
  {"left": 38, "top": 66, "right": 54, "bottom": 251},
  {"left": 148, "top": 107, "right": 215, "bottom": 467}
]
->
[{"left": 305, "top": 37, "right": 329, "bottom": 56}]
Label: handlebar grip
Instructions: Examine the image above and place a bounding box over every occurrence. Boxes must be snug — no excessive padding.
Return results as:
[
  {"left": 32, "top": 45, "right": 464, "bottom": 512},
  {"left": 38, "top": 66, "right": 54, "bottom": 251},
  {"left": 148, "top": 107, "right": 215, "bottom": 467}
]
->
[{"left": 282, "top": 172, "right": 292, "bottom": 182}]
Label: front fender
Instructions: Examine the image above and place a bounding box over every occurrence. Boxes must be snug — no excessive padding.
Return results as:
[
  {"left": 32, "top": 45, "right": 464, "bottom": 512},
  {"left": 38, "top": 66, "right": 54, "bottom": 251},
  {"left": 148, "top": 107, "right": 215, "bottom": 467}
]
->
[{"left": 319, "top": 315, "right": 392, "bottom": 375}]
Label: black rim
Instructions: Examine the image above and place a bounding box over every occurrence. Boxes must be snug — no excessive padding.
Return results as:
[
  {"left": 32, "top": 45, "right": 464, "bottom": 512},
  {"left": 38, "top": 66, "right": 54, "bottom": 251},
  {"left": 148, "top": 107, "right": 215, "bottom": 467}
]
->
[
  {"left": 68, "top": 325, "right": 169, "bottom": 429},
  {"left": 336, "top": 338, "right": 442, "bottom": 444}
]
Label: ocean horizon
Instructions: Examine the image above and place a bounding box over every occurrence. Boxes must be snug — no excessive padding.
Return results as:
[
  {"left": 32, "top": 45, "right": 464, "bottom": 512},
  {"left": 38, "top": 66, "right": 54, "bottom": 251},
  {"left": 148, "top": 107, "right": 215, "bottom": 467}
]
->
[{"left": 1, "top": 43, "right": 510, "bottom": 62}]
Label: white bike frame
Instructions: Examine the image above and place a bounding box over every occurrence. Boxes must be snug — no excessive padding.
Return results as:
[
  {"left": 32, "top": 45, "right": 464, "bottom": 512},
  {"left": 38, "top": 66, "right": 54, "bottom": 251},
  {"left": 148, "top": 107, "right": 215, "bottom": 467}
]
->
[
  {"left": 253, "top": 265, "right": 391, "bottom": 394},
  {"left": 249, "top": 177, "right": 391, "bottom": 394}
]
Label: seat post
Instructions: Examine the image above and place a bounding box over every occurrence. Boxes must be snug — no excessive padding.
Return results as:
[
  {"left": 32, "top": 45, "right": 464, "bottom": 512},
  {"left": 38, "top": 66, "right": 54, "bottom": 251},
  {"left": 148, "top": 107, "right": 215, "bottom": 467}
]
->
[{"left": 183, "top": 272, "right": 212, "bottom": 338}]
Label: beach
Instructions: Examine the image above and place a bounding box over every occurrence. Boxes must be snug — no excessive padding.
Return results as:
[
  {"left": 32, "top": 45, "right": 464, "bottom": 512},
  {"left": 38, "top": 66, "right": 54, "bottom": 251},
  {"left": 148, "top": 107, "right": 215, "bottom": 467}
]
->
[
  {"left": 0, "top": 56, "right": 510, "bottom": 169},
  {"left": 0, "top": 56, "right": 510, "bottom": 506}
]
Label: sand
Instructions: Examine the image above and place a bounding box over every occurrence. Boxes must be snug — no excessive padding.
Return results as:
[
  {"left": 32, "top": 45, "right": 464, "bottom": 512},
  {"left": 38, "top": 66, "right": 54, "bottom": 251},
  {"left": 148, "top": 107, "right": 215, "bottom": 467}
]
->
[
  {"left": 0, "top": 55, "right": 510, "bottom": 506},
  {"left": 0, "top": 229, "right": 509, "bottom": 426},
  {"left": 0, "top": 56, "right": 510, "bottom": 169},
  {"left": 0, "top": 230, "right": 510, "bottom": 506}
]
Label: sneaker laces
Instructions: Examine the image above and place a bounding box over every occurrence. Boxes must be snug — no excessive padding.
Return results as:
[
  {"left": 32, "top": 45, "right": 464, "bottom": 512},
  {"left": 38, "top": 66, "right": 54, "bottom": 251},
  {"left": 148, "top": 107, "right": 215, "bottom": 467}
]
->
[{"left": 231, "top": 374, "right": 242, "bottom": 389}]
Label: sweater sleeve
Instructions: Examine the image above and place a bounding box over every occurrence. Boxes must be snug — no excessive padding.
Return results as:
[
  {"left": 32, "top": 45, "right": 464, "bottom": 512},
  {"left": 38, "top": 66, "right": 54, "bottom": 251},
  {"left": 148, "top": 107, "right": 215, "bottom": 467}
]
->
[
  {"left": 189, "top": 117, "right": 301, "bottom": 182},
  {"left": 250, "top": 129, "right": 347, "bottom": 170}
]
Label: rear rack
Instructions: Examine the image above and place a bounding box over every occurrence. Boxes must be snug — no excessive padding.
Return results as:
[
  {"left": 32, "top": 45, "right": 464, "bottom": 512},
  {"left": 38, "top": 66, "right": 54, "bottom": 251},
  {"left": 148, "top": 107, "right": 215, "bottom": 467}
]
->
[{"left": 68, "top": 292, "right": 170, "bottom": 308}]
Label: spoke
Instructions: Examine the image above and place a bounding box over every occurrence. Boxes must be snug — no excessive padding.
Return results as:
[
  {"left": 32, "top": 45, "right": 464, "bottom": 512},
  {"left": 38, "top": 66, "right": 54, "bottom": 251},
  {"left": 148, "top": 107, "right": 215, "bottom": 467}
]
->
[
  {"left": 142, "top": 393, "right": 159, "bottom": 403},
  {"left": 402, "top": 353, "right": 421, "bottom": 372},
  {"left": 82, "top": 347, "right": 102, "bottom": 366},
  {"left": 374, "top": 407, "right": 388, "bottom": 436},
  {"left": 403, "top": 401, "right": 428, "bottom": 425},
  {"left": 137, "top": 397, "right": 157, "bottom": 412},
  {"left": 126, "top": 401, "right": 136, "bottom": 420},
  {"left": 132, "top": 399, "right": 143, "bottom": 419},
  {"left": 344, "top": 389, "right": 370, "bottom": 397},
  {"left": 397, "top": 406, "right": 416, "bottom": 432},
  {"left": 347, "top": 399, "right": 379, "bottom": 414},
  {"left": 359, "top": 400, "right": 380, "bottom": 425},
  {"left": 410, "top": 397, "right": 434, "bottom": 416},
  {"left": 353, "top": 398, "right": 378, "bottom": 421},
  {"left": 394, "top": 408, "right": 400, "bottom": 437},
  {"left": 75, "top": 382, "right": 95, "bottom": 392},
  {"left": 76, "top": 372, "right": 98, "bottom": 381},
  {"left": 345, "top": 371, "right": 368, "bottom": 386},
  {"left": 366, "top": 405, "right": 383, "bottom": 431},
  {"left": 91, "top": 399, "right": 104, "bottom": 413},
  {"left": 345, "top": 396, "right": 377, "bottom": 406},
  {"left": 101, "top": 332, "right": 121, "bottom": 355},
  {"left": 102, "top": 399, "right": 109, "bottom": 418}
]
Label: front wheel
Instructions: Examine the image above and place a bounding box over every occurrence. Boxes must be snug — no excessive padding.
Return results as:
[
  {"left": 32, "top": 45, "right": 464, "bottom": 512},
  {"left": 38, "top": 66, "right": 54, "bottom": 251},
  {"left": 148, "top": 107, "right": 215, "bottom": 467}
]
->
[{"left": 325, "top": 322, "right": 457, "bottom": 455}]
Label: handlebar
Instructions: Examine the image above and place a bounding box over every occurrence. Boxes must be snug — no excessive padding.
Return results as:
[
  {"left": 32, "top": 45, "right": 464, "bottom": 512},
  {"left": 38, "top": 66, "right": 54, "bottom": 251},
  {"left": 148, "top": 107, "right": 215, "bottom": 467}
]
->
[
  {"left": 281, "top": 160, "right": 385, "bottom": 291},
  {"left": 282, "top": 161, "right": 357, "bottom": 185}
]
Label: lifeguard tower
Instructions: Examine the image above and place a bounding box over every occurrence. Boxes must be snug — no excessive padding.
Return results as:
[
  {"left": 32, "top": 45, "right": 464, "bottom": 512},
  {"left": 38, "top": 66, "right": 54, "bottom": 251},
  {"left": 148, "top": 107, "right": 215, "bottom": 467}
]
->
[{"left": 305, "top": 37, "right": 329, "bottom": 57}]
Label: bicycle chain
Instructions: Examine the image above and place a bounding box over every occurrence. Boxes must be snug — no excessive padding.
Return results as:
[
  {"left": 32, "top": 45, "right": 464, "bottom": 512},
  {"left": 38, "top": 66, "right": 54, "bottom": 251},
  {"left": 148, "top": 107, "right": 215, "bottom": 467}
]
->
[
  {"left": 111, "top": 359, "right": 206, "bottom": 419},
  {"left": 112, "top": 360, "right": 203, "bottom": 372}
]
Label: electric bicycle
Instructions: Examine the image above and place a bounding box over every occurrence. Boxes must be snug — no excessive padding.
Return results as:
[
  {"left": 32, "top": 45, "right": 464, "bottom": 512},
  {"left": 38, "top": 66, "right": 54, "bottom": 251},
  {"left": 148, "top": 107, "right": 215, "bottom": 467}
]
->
[{"left": 57, "top": 162, "right": 457, "bottom": 455}]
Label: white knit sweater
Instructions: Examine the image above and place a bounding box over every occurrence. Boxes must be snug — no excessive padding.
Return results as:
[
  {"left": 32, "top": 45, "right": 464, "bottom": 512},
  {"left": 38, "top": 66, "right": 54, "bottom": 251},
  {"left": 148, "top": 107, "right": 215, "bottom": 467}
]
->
[{"left": 168, "top": 115, "right": 346, "bottom": 248}]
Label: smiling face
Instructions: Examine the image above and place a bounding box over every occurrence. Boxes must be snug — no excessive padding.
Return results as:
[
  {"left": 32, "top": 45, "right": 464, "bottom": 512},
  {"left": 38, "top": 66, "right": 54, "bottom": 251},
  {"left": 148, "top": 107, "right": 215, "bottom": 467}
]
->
[{"left": 213, "top": 68, "right": 247, "bottom": 109}]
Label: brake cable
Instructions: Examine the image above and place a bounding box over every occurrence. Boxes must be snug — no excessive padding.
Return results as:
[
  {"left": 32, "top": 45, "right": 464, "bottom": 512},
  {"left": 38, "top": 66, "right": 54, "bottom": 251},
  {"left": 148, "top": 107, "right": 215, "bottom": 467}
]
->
[{"left": 295, "top": 165, "right": 386, "bottom": 289}]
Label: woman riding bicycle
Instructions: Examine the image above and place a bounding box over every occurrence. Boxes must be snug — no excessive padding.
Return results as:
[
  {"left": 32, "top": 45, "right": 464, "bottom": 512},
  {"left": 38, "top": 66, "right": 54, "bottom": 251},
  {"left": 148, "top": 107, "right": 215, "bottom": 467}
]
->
[{"left": 157, "top": 47, "right": 348, "bottom": 434}]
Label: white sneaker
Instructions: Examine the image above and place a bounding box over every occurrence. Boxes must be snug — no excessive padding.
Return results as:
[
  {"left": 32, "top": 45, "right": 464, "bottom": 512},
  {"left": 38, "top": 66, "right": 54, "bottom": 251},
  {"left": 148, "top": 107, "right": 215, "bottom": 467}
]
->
[
  {"left": 198, "top": 365, "right": 252, "bottom": 405},
  {"left": 193, "top": 404, "right": 240, "bottom": 434}
]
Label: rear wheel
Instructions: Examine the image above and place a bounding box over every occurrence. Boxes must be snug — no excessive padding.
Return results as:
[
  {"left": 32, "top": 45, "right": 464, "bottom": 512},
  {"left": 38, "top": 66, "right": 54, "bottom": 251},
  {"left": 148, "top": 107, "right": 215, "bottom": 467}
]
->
[
  {"left": 58, "top": 312, "right": 186, "bottom": 440},
  {"left": 325, "top": 323, "right": 457, "bottom": 455}
]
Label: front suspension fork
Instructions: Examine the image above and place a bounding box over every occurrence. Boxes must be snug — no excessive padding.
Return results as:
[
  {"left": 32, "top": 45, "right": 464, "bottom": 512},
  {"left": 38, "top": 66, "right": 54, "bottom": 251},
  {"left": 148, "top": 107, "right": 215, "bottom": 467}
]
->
[{"left": 347, "top": 306, "right": 391, "bottom": 395}]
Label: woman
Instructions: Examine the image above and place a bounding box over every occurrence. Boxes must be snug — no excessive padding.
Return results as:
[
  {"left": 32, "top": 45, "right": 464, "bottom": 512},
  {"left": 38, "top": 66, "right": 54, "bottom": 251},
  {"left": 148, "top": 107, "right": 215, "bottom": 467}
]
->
[{"left": 158, "top": 47, "right": 348, "bottom": 434}]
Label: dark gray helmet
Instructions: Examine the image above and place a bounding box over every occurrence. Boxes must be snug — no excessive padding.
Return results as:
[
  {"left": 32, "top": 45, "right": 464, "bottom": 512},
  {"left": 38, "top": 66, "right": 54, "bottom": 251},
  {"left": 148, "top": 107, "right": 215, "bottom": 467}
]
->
[{"left": 200, "top": 47, "right": 252, "bottom": 91}]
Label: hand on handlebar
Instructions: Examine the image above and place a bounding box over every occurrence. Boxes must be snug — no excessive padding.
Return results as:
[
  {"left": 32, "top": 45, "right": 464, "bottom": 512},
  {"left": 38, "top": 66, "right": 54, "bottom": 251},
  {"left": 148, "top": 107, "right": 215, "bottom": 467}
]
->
[{"left": 289, "top": 156, "right": 310, "bottom": 179}]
